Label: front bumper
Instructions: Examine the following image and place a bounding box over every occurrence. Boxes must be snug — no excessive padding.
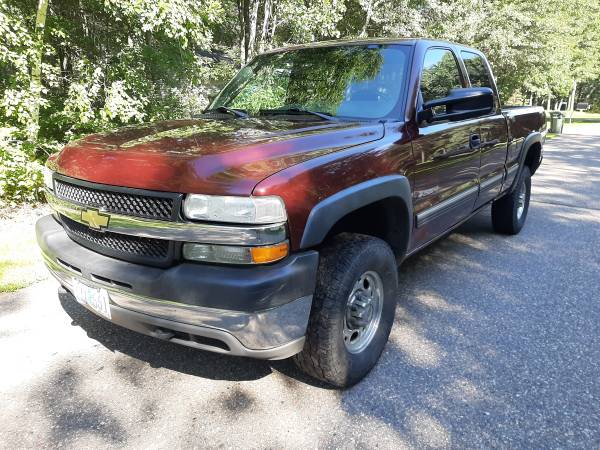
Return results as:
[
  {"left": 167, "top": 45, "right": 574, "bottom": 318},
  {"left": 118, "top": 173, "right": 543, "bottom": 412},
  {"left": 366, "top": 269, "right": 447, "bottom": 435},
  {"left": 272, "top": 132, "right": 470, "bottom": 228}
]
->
[{"left": 36, "top": 215, "right": 319, "bottom": 360}]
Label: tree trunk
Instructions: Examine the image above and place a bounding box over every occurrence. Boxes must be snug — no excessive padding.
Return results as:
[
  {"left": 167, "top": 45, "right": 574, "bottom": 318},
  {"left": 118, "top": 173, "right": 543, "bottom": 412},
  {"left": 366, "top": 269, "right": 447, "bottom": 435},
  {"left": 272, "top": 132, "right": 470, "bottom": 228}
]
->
[
  {"left": 246, "top": 0, "right": 260, "bottom": 61},
  {"left": 546, "top": 93, "right": 551, "bottom": 111},
  {"left": 585, "top": 85, "right": 597, "bottom": 101},
  {"left": 270, "top": 11, "right": 277, "bottom": 42},
  {"left": 360, "top": 0, "right": 373, "bottom": 37},
  {"left": 240, "top": 32, "right": 246, "bottom": 66},
  {"left": 28, "top": 0, "right": 50, "bottom": 143},
  {"left": 238, "top": 0, "right": 246, "bottom": 64},
  {"left": 259, "top": 0, "right": 272, "bottom": 52},
  {"left": 568, "top": 79, "right": 577, "bottom": 123},
  {"left": 239, "top": 0, "right": 259, "bottom": 64}
]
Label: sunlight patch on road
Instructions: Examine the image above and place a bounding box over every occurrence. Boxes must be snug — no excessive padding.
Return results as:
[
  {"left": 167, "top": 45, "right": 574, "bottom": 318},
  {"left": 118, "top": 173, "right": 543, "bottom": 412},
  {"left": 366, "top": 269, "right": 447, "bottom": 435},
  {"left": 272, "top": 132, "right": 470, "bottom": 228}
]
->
[
  {"left": 389, "top": 321, "right": 444, "bottom": 368},
  {"left": 445, "top": 378, "right": 485, "bottom": 403},
  {"left": 0, "top": 281, "right": 99, "bottom": 393},
  {"left": 449, "top": 233, "right": 488, "bottom": 251},
  {"left": 412, "top": 289, "right": 468, "bottom": 315},
  {"left": 406, "top": 410, "right": 451, "bottom": 448}
]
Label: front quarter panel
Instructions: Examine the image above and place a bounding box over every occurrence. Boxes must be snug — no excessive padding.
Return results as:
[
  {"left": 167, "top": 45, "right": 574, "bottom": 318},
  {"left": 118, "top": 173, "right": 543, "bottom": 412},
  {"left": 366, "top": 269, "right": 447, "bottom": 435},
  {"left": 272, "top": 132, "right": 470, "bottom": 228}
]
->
[{"left": 253, "top": 122, "right": 414, "bottom": 250}]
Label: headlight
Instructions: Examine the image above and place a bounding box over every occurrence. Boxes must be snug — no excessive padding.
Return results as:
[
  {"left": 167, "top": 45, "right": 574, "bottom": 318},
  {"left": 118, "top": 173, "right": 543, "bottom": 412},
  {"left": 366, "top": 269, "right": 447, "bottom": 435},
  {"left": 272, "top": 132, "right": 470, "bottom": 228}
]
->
[
  {"left": 42, "top": 166, "right": 54, "bottom": 191},
  {"left": 183, "top": 241, "right": 289, "bottom": 264},
  {"left": 183, "top": 194, "right": 286, "bottom": 224}
]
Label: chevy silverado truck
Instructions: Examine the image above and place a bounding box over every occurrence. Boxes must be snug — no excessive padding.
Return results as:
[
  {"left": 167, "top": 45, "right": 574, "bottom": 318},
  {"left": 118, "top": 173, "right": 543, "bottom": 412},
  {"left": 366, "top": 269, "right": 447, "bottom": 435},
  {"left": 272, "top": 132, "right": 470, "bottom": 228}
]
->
[{"left": 37, "top": 38, "right": 545, "bottom": 387}]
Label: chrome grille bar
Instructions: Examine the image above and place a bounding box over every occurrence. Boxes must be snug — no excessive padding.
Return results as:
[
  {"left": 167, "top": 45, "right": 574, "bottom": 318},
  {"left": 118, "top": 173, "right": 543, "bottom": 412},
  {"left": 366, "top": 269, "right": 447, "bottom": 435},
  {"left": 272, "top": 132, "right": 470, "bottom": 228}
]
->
[{"left": 46, "top": 190, "right": 287, "bottom": 246}]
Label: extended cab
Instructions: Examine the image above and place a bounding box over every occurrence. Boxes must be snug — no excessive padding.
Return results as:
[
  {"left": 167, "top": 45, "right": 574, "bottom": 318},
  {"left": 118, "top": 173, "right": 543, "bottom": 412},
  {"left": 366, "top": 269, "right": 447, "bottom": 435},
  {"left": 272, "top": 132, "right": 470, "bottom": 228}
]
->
[{"left": 37, "top": 39, "right": 545, "bottom": 387}]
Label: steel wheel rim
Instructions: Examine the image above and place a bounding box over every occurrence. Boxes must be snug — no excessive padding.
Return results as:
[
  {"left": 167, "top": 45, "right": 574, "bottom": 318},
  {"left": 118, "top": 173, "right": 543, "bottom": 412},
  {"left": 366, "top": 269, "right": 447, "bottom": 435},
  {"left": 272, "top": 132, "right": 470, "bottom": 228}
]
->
[
  {"left": 343, "top": 271, "right": 384, "bottom": 354},
  {"left": 516, "top": 181, "right": 527, "bottom": 220}
]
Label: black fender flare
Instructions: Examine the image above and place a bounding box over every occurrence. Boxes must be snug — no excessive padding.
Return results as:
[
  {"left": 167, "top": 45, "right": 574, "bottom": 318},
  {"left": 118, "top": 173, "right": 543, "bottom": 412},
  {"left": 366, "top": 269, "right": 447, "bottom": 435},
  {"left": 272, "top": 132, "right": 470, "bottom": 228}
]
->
[
  {"left": 299, "top": 175, "right": 413, "bottom": 250},
  {"left": 510, "top": 131, "right": 543, "bottom": 192}
]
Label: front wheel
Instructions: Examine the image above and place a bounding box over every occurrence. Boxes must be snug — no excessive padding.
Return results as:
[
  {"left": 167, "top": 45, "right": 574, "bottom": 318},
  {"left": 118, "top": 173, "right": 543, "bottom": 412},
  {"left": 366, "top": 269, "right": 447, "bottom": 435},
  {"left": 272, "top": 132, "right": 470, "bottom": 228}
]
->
[
  {"left": 294, "top": 233, "right": 398, "bottom": 388},
  {"left": 491, "top": 166, "right": 531, "bottom": 235}
]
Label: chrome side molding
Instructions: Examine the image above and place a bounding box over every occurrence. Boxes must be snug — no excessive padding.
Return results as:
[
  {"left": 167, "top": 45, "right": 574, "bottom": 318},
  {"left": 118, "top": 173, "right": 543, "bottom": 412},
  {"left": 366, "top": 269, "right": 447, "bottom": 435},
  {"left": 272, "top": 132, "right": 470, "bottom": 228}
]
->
[{"left": 416, "top": 185, "right": 479, "bottom": 228}]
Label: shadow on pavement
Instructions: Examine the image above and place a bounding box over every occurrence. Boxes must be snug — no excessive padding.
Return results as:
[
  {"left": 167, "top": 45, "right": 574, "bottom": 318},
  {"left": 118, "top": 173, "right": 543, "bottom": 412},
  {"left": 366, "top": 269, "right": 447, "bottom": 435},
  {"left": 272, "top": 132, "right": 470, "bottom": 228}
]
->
[
  {"left": 58, "top": 290, "right": 274, "bottom": 383},
  {"left": 40, "top": 367, "right": 128, "bottom": 447},
  {"left": 59, "top": 287, "right": 337, "bottom": 389}
]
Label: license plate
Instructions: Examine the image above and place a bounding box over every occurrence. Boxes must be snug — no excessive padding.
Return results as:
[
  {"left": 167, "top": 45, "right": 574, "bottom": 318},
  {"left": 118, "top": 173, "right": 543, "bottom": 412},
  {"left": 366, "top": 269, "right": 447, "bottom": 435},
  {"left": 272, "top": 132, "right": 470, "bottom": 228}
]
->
[{"left": 72, "top": 279, "right": 112, "bottom": 320}]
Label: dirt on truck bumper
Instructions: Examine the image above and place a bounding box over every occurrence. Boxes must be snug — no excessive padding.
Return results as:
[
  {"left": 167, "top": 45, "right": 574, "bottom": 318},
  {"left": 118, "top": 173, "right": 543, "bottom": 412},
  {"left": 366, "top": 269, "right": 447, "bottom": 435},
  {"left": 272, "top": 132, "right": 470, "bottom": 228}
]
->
[{"left": 36, "top": 215, "right": 318, "bottom": 360}]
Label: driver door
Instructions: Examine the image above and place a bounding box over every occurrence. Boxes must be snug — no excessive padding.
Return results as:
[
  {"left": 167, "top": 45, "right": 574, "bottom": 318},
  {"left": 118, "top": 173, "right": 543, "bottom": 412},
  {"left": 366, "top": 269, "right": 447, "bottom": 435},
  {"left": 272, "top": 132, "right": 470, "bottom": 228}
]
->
[{"left": 411, "top": 47, "right": 481, "bottom": 245}]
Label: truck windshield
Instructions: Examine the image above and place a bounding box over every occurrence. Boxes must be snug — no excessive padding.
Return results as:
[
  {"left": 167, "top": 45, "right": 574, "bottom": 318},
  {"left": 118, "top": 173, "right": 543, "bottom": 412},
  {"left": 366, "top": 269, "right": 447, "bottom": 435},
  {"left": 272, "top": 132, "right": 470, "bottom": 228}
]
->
[{"left": 209, "top": 44, "right": 411, "bottom": 120}]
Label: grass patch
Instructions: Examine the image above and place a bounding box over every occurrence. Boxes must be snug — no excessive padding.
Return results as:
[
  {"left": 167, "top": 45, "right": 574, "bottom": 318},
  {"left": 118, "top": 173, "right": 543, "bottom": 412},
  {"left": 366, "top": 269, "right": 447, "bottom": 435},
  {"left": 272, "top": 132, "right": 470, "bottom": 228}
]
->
[
  {"left": 569, "top": 111, "right": 600, "bottom": 121},
  {"left": 0, "top": 206, "right": 49, "bottom": 293},
  {"left": 545, "top": 111, "right": 600, "bottom": 124},
  {"left": 562, "top": 121, "right": 598, "bottom": 126}
]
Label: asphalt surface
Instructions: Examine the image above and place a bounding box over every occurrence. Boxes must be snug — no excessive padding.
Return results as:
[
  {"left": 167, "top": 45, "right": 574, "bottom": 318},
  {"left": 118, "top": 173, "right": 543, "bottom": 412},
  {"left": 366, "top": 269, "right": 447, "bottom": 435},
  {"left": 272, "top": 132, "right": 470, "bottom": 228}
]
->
[{"left": 1, "top": 132, "right": 599, "bottom": 449}]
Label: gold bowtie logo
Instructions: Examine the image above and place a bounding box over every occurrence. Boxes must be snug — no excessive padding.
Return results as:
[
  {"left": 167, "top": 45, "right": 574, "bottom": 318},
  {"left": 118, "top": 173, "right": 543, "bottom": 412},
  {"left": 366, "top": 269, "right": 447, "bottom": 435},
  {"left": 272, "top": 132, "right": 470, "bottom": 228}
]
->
[{"left": 81, "top": 208, "right": 110, "bottom": 230}]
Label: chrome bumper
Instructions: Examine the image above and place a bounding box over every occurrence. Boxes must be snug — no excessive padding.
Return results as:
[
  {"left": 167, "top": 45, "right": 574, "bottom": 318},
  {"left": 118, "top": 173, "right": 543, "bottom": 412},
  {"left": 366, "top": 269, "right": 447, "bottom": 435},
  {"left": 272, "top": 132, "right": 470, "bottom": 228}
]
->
[{"left": 45, "top": 253, "right": 309, "bottom": 359}]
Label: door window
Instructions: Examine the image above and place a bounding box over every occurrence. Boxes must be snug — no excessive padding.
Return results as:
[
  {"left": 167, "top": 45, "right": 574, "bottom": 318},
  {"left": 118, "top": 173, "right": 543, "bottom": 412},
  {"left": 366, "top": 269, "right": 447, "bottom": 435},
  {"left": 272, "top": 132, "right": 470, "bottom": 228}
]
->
[
  {"left": 461, "top": 51, "right": 493, "bottom": 88},
  {"left": 420, "top": 48, "right": 463, "bottom": 104}
]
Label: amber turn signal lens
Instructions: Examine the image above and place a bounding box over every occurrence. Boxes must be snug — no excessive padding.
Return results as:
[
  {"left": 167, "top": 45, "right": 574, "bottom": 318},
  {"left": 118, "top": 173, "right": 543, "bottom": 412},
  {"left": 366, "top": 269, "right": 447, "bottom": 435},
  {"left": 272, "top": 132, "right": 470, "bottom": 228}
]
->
[
  {"left": 183, "top": 241, "right": 289, "bottom": 265},
  {"left": 250, "top": 241, "right": 289, "bottom": 264}
]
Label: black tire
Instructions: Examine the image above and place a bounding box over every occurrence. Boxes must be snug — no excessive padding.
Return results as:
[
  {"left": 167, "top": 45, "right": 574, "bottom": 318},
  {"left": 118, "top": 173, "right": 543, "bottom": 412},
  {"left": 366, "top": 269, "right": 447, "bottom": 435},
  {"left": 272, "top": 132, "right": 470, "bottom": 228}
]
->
[
  {"left": 491, "top": 166, "right": 531, "bottom": 234},
  {"left": 294, "top": 233, "right": 398, "bottom": 388}
]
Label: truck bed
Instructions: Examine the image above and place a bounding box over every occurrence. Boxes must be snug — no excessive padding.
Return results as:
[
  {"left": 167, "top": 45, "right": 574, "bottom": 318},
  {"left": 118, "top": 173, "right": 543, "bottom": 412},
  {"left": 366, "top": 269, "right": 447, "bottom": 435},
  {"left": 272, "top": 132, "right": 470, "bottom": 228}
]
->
[{"left": 502, "top": 105, "right": 546, "bottom": 141}]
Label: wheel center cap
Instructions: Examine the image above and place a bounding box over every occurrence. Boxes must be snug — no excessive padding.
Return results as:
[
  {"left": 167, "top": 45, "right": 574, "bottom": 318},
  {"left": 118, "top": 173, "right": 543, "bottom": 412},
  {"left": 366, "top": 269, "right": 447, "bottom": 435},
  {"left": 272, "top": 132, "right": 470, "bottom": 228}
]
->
[{"left": 347, "top": 294, "right": 373, "bottom": 329}]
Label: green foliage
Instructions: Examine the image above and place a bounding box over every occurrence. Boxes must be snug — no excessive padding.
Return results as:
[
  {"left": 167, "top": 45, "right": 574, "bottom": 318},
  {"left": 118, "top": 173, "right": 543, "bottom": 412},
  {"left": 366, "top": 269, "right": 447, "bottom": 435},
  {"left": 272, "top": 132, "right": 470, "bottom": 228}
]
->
[
  {"left": 226, "top": 46, "right": 384, "bottom": 115},
  {"left": 0, "top": 0, "right": 599, "bottom": 204},
  {"left": 0, "top": 128, "right": 45, "bottom": 206},
  {"left": 284, "top": 47, "right": 383, "bottom": 111},
  {"left": 273, "top": 0, "right": 346, "bottom": 43}
]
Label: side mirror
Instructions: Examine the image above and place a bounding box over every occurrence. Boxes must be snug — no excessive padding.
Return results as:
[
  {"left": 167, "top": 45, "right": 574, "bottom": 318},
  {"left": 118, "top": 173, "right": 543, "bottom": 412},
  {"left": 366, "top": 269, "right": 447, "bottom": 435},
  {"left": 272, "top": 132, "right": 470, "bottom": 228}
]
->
[{"left": 418, "top": 87, "right": 494, "bottom": 123}]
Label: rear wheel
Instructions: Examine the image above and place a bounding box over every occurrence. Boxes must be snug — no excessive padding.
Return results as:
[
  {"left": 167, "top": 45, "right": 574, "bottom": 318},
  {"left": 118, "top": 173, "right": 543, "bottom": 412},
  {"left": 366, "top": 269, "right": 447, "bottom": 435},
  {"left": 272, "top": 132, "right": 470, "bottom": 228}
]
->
[
  {"left": 491, "top": 166, "right": 531, "bottom": 235},
  {"left": 294, "top": 233, "right": 398, "bottom": 388}
]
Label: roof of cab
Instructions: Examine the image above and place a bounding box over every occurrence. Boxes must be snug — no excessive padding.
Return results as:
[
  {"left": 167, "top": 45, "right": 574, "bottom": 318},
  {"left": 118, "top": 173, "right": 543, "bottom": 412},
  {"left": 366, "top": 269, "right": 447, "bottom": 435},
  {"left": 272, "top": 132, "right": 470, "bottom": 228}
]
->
[
  {"left": 261, "top": 37, "right": 479, "bottom": 56},
  {"left": 262, "top": 37, "right": 419, "bottom": 55}
]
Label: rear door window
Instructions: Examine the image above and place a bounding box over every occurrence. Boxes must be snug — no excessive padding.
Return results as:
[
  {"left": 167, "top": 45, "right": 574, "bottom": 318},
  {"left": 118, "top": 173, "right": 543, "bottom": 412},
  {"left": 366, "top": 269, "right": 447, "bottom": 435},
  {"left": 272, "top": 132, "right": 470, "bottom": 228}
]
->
[{"left": 461, "top": 51, "right": 493, "bottom": 88}]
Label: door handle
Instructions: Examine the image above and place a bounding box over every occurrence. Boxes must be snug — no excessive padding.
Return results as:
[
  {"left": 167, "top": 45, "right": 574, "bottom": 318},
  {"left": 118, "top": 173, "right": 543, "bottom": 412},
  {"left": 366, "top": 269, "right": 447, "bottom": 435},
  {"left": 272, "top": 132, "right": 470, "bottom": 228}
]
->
[
  {"left": 470, "top": 134, "right": 481, "bottom": 149},
  {"left": 432, "top": 144, "right": 472, "bottom": 160},
  {"left": 480, "top": 138, "right": 500, "bottom": 149}
]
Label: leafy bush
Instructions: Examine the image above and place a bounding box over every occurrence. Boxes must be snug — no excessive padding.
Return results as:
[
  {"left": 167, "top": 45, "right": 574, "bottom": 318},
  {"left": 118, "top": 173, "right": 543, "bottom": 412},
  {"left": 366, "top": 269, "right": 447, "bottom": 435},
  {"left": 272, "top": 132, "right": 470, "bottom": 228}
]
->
[
  {"left": 0, "top": 0, "right": 238, "bottom": 205},
  {"left": 0, "top": 128, "right": 45, "bottom": 206}
]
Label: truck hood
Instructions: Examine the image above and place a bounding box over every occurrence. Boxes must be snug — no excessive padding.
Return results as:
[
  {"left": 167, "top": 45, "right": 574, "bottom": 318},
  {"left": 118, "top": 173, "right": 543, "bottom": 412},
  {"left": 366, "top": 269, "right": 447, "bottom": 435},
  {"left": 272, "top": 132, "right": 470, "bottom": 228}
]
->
[{"left": 52, "top": 118, "right": 384, "bottom": 195}]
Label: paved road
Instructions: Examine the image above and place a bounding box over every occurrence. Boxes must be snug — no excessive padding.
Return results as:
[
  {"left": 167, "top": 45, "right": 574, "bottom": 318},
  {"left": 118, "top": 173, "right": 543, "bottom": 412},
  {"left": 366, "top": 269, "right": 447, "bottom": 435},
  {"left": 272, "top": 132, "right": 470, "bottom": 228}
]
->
[
  {"left": 563, "top": 122, "right": 600, "bottom": 136},
  {"left": 1, "top": 132, "right": 599, "bottom": 449}
]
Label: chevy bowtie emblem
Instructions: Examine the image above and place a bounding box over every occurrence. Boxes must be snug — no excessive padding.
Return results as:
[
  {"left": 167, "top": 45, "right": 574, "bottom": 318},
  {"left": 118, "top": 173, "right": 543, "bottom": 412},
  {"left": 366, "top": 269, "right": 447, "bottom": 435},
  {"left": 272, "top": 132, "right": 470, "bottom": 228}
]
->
[{"left": 81, "top": 208, "right": 110, "bottom": 230}]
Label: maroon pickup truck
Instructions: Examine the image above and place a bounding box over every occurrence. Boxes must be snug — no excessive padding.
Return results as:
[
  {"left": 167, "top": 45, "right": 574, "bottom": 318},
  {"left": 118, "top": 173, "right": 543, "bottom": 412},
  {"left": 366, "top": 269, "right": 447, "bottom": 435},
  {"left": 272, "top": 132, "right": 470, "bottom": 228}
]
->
[{"left": 37, "top": 38, "right": 545, "bottom": 387}]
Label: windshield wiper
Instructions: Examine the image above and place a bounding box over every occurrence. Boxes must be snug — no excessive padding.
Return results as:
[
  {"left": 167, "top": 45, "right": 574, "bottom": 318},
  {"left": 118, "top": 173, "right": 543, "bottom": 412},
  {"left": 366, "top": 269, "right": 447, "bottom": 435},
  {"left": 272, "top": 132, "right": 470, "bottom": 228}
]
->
[
  {"left": 259, "top": 108, "right": 336, "bottom": 121},
  {"left": 202, "top": 106, "right": 249, "bottom": 119}
]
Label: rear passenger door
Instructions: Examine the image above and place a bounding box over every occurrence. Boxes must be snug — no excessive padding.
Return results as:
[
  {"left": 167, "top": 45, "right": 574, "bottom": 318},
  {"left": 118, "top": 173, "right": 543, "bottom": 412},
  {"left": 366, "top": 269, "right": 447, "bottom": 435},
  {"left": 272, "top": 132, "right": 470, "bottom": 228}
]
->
[
  {"left": 460, "top": 51, "right": 508, "bottom": 207},
  {"left": 412, "top": 47, "right": 481, "bottom": 245}
]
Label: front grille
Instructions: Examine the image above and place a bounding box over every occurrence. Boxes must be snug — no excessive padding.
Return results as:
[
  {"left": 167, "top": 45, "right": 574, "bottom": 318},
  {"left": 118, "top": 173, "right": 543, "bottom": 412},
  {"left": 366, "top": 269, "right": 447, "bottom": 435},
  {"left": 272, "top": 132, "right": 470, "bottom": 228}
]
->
[
  {"left": 61, "top": 215, "right": 171, "bottom": 265},
  {"left": 55, "top": 178, "right": 177, "bottom": 220}
]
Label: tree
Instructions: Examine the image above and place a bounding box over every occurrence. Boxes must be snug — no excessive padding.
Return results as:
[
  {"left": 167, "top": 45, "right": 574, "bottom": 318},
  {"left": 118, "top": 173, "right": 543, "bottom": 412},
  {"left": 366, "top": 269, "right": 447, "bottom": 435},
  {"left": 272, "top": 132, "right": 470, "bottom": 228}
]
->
[{"left": 28, "top": 0, "right": 49, "bottom": 143}]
